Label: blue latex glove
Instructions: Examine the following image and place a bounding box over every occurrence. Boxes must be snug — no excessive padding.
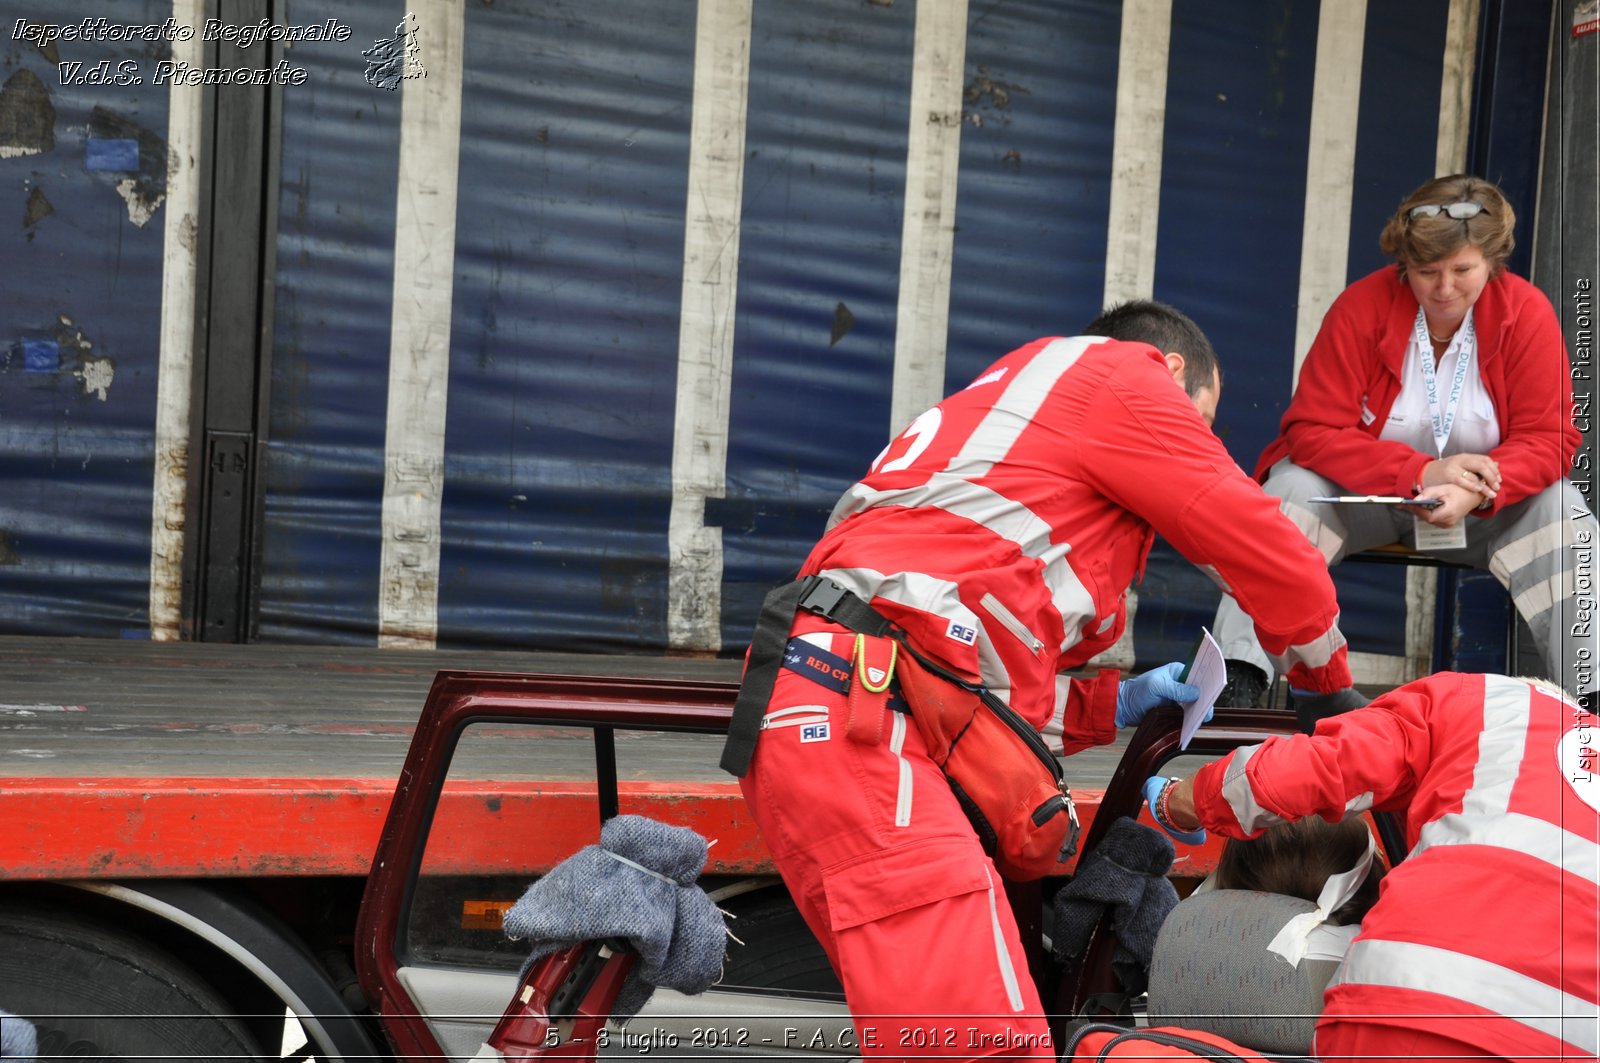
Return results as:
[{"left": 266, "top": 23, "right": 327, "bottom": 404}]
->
[
  {"left": 1115, "top": 661, "right": 1203, "bottom": 728},
  {"left": 1142, "top": 776, "right": 1208, "bottom": 846}
]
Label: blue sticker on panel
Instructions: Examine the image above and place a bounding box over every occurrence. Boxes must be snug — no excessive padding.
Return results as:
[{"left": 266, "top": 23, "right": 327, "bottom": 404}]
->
[
  {"left": 21, "top": 340, "right": 59, "bottom": 373},
  {"left": 84, "top": 136, "right": 140, "bottom": 171}
]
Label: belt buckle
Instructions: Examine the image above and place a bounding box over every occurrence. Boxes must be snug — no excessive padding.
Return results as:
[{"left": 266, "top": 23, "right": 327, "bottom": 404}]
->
[{"left": 798, "top": 576, "right": 851, "bottom": 620}]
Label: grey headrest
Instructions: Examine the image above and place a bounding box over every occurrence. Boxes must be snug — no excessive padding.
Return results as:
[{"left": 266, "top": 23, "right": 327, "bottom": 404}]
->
[{"left": 1147, "top": 890, "right": 1341, "bottom": 1056}]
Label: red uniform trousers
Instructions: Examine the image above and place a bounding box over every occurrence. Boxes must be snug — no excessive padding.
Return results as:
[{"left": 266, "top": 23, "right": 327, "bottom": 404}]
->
[
  {"left": 739, "top": 616, "right": 1053, "bottom": 1061},
  {"left": 1315, "top": 1019, "right": 1524, "bottom": 1060}
]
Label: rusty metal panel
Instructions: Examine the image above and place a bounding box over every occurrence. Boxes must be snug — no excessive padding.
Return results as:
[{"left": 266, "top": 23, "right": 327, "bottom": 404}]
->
[
  {"left": 0, "top": 0, "right": 175, "bottom": 638},
  {"left": 432, "top": 0, "right": 698, "bottom": 652},
  {"left": 258, "top": 0, "right": 405, "bottom": 643}
]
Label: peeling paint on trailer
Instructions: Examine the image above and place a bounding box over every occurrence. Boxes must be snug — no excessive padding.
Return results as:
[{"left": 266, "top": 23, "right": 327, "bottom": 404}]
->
[
  {"left": 0, "top": 69, "right": 55, "bottom": 158},
  {"left": 0, "top": 0, "right": 172, "bottom": 637},
  {"left": 86, "top": 107, "right": 170, "bottom": 227}
]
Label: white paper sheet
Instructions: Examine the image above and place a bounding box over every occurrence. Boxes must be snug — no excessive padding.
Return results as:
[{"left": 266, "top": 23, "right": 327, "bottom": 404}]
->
[{"left": 1179, "top": 628, "right": 1226, "bottom": 750}]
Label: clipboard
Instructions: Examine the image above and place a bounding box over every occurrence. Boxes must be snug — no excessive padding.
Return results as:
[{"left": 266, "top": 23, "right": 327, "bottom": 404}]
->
[{"left": 1309, "top": 495, "right": 1443, "bottom": 510}]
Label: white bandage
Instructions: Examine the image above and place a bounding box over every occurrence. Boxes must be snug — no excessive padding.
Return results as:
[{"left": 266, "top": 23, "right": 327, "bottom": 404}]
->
[{"left": 1267, "top": 827, "right": 1377, "bottom": 967}]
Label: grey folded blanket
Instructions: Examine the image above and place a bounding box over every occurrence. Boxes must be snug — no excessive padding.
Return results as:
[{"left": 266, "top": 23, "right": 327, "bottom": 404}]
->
[
  {"left": 1051, "top": 816, "right": 1179, "bottom": 995},
  {"left": 503, "top": 814, "right": 727, "bottom": 1020},
  {"left": 0, "top": 1009, "right": 36, "bottom": 1062}
]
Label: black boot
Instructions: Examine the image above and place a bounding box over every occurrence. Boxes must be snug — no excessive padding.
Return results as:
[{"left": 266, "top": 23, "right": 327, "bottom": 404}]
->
[
  {"left": 1290, "top": 686, "right": 1369, "bottom": 733},
  {"left": 1218, "top": 660, "right": 1269, "bottom": 708}
]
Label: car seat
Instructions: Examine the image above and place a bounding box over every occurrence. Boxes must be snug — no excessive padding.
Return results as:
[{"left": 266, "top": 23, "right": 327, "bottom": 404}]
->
[{"left": 1145, "top": 889, "right": 1346, "bottom": 1059}]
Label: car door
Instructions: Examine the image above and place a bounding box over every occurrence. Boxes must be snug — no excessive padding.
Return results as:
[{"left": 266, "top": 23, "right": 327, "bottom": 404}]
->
[{"left": 351, "top": 669, "right": 856, "bottom": 1061}]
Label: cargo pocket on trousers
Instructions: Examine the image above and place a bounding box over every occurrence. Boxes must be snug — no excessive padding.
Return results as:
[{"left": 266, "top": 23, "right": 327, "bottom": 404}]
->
[
  {"left": 820, "top": 836, "right": 991, "bottom": 931},
  {"left": 821, "top": 837, "right": 1030, "bottom": 1013}
]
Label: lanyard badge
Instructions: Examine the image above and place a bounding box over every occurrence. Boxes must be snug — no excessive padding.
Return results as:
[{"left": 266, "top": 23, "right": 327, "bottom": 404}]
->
[
  {"left": 1411, "top": 307, "right": 1476, "bottom": 457},
  {"left": 1410, "top": 308, "right": 1474, "bottom": 550}
]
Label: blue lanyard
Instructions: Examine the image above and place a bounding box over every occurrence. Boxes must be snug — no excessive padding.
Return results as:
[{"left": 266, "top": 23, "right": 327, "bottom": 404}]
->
[{"left": 1412, "top": 307, "right": 1475, "bottom": 456}]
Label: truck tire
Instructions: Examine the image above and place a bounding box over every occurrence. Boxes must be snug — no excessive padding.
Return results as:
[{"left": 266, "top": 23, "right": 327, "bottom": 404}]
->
[
  {"left": 0, "top": 900, "right": 264, "bottom": 1061},
  {"left": 719, "top": 892, "right": 842, "bottom": 995}
]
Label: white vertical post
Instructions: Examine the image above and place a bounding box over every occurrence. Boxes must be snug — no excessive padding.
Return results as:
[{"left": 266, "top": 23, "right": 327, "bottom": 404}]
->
[
  {"left": 666, "top": 0, "right": 754, "bottom": 652},
  {"left": 148, "top": 0, "right": 206, "bottom": 641},
  {"left": 887, "top": 0, "right": 970, "bottom": 435},
  {"left": 1437, "top": 0, "right": 1482, "bottom": 177},
  {"left": 1101, "top": 0, "right": 1172, "bottom": 309},
  {"left": 1291, "top": 0, "right": 1368, "bottom": 388},
  {"left": 378, "top": 2, "right": 465, "bottom": 649},
  {"left": 1095, "top": 0, "right": 1174, "bottom": 671}
]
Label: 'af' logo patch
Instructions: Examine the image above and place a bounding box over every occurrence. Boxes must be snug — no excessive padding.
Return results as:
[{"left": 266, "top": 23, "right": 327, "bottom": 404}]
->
[
  {"left": 800, "top": 722, "right": 831, "bottom": 743},
  {"left": 946, "top": 621, "right": 978, "bottom": 645}
]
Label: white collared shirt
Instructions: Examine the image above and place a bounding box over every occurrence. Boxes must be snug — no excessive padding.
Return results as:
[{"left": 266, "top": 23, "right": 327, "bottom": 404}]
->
[{"left": 1378, "top": 307, "right": 1500, "bottom": 456}]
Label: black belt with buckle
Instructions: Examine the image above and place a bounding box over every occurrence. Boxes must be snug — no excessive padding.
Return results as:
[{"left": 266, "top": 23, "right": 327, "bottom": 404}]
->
[{"left": 720, "top": 575, "right": 896, "bottom": 776}]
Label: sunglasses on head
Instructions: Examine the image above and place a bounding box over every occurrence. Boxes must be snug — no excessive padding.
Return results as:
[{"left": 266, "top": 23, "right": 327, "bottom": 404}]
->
[{"left": 1407, "top": 200, "right": 1487, "bottom": 220}]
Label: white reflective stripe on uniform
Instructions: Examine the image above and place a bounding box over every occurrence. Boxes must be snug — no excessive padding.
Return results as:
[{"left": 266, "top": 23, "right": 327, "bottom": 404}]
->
[
  {"left": 796, "top": 631, "right": 836, "bottom": 651},
  {"left": 1195, "top": 563, "right": 1230, "bottom": 596},
  {"left": 948, "top": 337, "right": 1097, "bottom": 479},
  {"left": 1044, "top": 560, "right": 1094, "bottom": 655},
  {"left": 1041, "top": 676, "right": 1073, "bottom": 754},
  {"left": 1331, "top": 938, "right": 1600, "bottom": 1055},
  {"left": 1218, "top": 745, "right": 1289, "bottom": 832},
  {"left": 811, "top": 566, "right": 974, "bottom": 636},
  {"left": 972, "top": 624, "right": 1017, "bottom": 709},
  {"left": 1465, "top": 675, "right": 1533, "bottom": 818},
  {"left": 983, "top": 867, "right": 1026, "bottom": 1012},
  {"left": 890, "top": 710, "right": 912, "bottom": 827},
  {"left": 1220, "top": 744, "right": 1373, "bottom": 825},
  {"left": 1412, "top": 678, "right": 1600, "bottom": 880},
  {"left": 824, "top": 338, "right": 1100, "bottom": 653},
  {"left": 1420, "top": 811, "right": 1600, "bottom": 885},
  {"left": 1488, "top": 519, "right": 1569, "bottom": 581},
  {"left": 831, "top": 567, "right": 1024, "bottom": 701},
  {"left": 1278, "top": 498, "right": 1347, "bottom": 563},
  {"left": 1342, "top": 790, "right": 1376, "bottom": 814},
  {"left": 1513, "top": 569, "right": 1573, "bottom": 624},
  {"left": 822, "top": 481, "right": 1097, "bottom": 654},
  {"left": 829, "top": 477, "right": 1082, "bottom": 618},
  {"left": 1271, "top": 619, "right": 1348, "bottom": 673},
  {"left": 828, "top": 477, "right": 1052, "bottom": 553}
]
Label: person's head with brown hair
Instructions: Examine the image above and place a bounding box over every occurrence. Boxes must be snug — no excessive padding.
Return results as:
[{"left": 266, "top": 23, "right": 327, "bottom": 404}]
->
[
  {"left": 1377, "top": 173, "right": 1517, "bottom": 278},
  {"left": 1212, "top": 816, "right": 1385, "bottom": 926}
]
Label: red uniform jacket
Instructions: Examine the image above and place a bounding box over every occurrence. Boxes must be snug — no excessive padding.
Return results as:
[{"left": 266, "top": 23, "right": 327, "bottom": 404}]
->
[
  {"left": 1192, "top": 672, "right": 1600, "bottom": 1060},
  {"left": 1255, "top": 267, "right": 1579, "bottom": 516},
  {"left": 802, "top": 336, "right": 1352, "bottom": 755}
]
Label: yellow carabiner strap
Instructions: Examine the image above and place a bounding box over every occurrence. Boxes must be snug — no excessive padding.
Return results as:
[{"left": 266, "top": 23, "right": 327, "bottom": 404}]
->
[{"left": 852, "top": 633, "right": 897, "bottom": 692}]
